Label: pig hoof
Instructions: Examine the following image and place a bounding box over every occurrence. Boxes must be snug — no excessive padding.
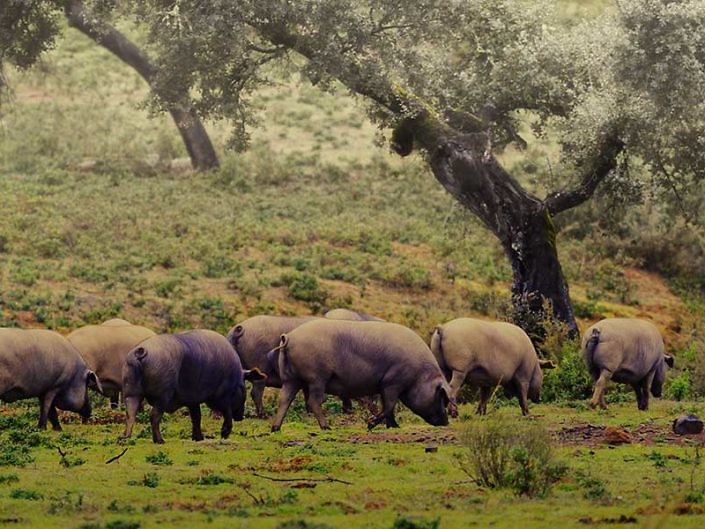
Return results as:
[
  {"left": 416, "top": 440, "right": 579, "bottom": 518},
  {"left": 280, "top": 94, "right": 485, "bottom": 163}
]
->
[
  {"left": 153, "top": 439, "right": 165, "bottom": 445},
  {"left": 52, "top": 425, "right": 62, "bottom": 432},
  {"left": 271, "top": 425, "right": 281, "bottom": 433},
  {"left": 192, "top": 435, "right": 204, "bottom": 442}
]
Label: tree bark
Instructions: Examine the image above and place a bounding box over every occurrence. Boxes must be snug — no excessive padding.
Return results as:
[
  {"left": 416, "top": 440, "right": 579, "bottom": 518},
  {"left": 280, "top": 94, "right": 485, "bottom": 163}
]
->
[
  {"left": 419, "top": 124, "right": 578, "bottom": 336},
  {"left": 64, "top": 0, "right": 219, "bottom": 171}
]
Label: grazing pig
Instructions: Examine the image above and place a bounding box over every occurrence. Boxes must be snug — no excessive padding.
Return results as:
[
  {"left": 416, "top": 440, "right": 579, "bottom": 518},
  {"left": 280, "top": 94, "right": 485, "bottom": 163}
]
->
[
  {"left": 430, "top": 318, "right": 555, "bottom": 416},
  {"left": 0, "top": 328, "right": 102, "bottom": 430},
  {"left": 68, "top": 320, "right": 156, "bottom": 408},
  {"left": 227, "top": 315, "right": 317, "bottom": 417},
  {"left": 122, "top": 329, "right": 265, "bottom": 444},
  {"left": 582, "top": 318, "right": 673, "bottom": 410},
  {"left": 324, "top": 308, "right": 384, "bottom": 322},
  {"left": 270, "top": 319, "right": 453, "bottom": 431}
]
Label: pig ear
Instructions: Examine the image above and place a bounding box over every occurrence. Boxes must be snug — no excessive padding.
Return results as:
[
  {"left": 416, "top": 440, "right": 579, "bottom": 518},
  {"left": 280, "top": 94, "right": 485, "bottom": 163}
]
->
[
  {"left": 86, "top": 371, "right": 104, "bottom": 395},
  {"left": 664, "top": 354, "right": 675, "bottom": 368},
  {"left": 230, "top": 324, "right": 244, "bottom": 340},
  {"left": 539, "top": 359, "right": 556, "bottom": 370},
  {"left": 437, "top": 384, "right": 457, "bottom": 418},
  {"left": 244, "top": 368, "right": 267, "bottom": 382},
  {"left": 134, "top": 347, "right": 147, "bottom": 360}
]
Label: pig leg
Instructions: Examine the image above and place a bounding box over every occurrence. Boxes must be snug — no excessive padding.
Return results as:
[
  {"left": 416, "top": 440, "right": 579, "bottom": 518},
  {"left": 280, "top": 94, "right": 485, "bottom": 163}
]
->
[
  {"left": 476, "top": 387, "right": 491, "bottom": 415},
  {"left": 516, "top": 381, "right": 530, "bottom": 416},
  {"left": 341, "top": 398, "right": 354, "bottom": 414},
  {"left": 590, "top": 370, "right": 612, "bottom": 409},
  {"left": 250, "top": 381, "right": 266, "bottom": 419},
  {"left": 110, "top": 395, "right": 119, "bottom": 410},
  {"left": 305, "top": 383, "right": 330, "bottom": 430},
  {"left": 221, "top": 406, "right": 233, "bottom": 439},
  {"left": 448, "top": 370, "right": 466, "bottom": 402},
  {"left": 188, "top": 405, "right": 204, "bottom": 441},
  {"left": 368, "top": 387, "right": 400, "bottom": 430},
  {"left": 48, "top": 405, "right": 62, "bottom": 432},
  {"left": 150, "top": 406, "right": 165, "bottom": 444},
  {"left": 123, "top": 396, "right": 141, "bottom": 438},
  {"left": 38, "top": 388, "right": 60, "bottom": 430},
  {"left": 271, "top": 382, "right": 301, "bottom": 432},
  {"left": 638, "top": 371, "right": 655, "bottom": 411}
]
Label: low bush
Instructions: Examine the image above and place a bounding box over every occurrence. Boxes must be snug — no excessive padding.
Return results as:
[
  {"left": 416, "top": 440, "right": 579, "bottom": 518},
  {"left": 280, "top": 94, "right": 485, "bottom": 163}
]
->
[
  {"left": 541, "top": 340, "right": 593, "bottom": 404},
  {"left": 457, "top": 417, "right": 565, "bottom": 497}
]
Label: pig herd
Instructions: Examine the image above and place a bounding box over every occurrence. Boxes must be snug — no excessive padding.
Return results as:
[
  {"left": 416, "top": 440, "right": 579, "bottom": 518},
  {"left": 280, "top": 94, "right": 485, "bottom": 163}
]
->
[{"left": 0, "top": 312, "right": 675, "bottom": 444}]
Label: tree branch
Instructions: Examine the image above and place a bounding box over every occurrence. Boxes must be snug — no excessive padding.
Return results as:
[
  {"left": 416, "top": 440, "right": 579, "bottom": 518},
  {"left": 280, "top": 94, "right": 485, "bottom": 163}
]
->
[
  {"left": 252, "top": 471, "right": 352, "bottom": 485},
  {"left": 64, "top": 0, "right": 219, "bottom": 170},
  {"left": 544, "top": 134, "right": 624, "bottom": 215}
]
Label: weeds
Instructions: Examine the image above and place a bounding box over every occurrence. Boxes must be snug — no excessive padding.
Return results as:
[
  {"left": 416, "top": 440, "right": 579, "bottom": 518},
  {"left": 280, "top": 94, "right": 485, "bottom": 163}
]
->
[
  {"left": 575, "top": 471, "right": 611, "bottom": 501},
  {"left": 145, "top": 451, "right": 173, "bottom": 466},
  {"left": 457, "top": 417, "right": 564, "bottom": 497}
]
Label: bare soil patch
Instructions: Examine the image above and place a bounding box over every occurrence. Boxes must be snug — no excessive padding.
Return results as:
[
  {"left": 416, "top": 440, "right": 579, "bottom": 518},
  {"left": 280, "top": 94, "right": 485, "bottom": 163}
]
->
[{"left": 555, "top": 421, "right": 705, "bottom": 447}]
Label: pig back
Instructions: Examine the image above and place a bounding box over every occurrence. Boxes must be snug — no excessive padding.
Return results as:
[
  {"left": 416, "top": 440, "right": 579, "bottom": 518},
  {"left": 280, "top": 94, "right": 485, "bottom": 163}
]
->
[
  {"left": 0, "top": 329, "right": 85, "bottom": 399},
  {"left": 68, "top": 324, "right": 156, "bottom": 386}
]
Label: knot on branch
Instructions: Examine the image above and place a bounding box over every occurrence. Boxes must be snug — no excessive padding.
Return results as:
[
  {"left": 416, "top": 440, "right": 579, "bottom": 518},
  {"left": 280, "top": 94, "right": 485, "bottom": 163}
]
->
[{"left": 391, "top": 118, "right": 415, "bottom": 157}]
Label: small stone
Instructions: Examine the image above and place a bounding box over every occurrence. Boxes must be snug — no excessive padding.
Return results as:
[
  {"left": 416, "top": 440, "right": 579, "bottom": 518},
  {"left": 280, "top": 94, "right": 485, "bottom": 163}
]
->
[
  {"left": 169, "top": 157, "right": 193, "bottom": 173},
  {"left": 76, "top": 158, "right": 98, "bottom": 172},
  {"left": 673, "top": 414, "right": 704, "bottom": 435},
  {"left": 424, "top": 445, "right": 438, "bottom": 453},
  {"left": 603, "top": 426, "right": 631, "bottom": 445},
  {"left": 143, "top": 153, "right": 161, "bottom": 168}
]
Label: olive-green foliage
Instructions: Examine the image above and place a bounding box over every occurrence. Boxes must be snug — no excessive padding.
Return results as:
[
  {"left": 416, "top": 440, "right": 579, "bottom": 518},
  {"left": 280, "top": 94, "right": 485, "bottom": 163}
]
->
[
  {"left": 457, "top": 417, "right": 564, "bottom": 497},
  {"left": 145, "top": 451, "right": 173, "bottom": 466},
  {"left": 667, "top": 370, "right": 692, "bottom": 402},
  {"left": 575, "top": 471, "right": 611, "bottom": 501},
  {"left": 276, "top": 521, "right": 334, "bottom": 529},
  {"left": 541, "top": 341, "right": 594, "bottom": 404},
  {"left": 392, "top": 517, "right": 440, "bottom": 529}
]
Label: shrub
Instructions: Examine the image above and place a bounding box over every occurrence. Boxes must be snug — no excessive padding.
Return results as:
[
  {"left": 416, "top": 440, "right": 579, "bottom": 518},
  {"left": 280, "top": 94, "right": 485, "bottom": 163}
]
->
[
  {"left": 10, "top": 489, "right": 43, "bottom": 500},
  {"left": 145, "top": 451, "right": 173, "bottom": 466},
  {"left": 285, "top": 273, "right": 329, "bottom": 306},
  {"left": 275, "top": 521, "right": 334, "bottom": 529},
  {"left": 392, "top": 516, "right": 440, "bottom": 529},
  {"left": 457, "top": 417, "right": 564, "bottom": 497},
  {"left": 575, "top": 471, "right": 610, "bottom": 501},
  {"left": 667, "top": 370, "right": 692, "bottom": 401},
  {"left": 540, "top": 340, "right": 593, "bottom": 403},
  {"left": 195, "top": 473, "right": 234, "bottom": 486}
]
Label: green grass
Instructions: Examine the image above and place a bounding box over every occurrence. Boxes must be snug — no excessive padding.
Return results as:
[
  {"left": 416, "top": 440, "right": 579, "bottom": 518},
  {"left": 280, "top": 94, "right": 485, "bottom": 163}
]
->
[{"left": 0, "top": 398, "right": 704, "bottom": 528}]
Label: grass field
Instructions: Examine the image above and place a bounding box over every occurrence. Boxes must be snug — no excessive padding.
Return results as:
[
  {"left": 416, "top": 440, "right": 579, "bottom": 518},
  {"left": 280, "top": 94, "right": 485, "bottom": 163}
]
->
[
  {"left": 2, "top": 2, "right": 705, "bottom": 528},
  {"left": 0, "top": 398, "right": 704, "bottom": 529}
]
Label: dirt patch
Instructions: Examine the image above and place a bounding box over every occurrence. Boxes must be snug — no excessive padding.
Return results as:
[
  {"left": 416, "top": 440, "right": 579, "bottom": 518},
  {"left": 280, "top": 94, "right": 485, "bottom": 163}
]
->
[
  {"left": 555, "top": 422, "right": 705, "bottom": 447},
  {"left": 348, "top": 430, "right": 457, "bottom": 445}
]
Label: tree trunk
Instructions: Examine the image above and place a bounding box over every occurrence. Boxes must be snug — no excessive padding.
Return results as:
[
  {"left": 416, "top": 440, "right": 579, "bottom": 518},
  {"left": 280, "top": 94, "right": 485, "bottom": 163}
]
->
[
  {"left": 64, "top": 0, "right": 219, "bottom": 171},
  {"left": 504, "top": 209, "right": 578, "bottom": 338},
  {"left": 416, "top": 120, "right": 579, "bottom": 336}
]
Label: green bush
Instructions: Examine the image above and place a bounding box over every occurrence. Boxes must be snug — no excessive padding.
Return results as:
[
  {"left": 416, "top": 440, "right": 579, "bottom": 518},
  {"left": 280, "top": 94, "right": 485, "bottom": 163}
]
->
[
  {"left": 575, "top": 471, "right": 610, "bottom": 501},
  {"left": 10, "top": 488, "right": 43, "bottom": 500},
  {"left": 145, "top": 451, "right": 173, "bottom": 466},
  {"left": 392, "top": 516, "right": 440, "bottom": 529},
  {"left": 541, "top": 341, "right": 593, "bottom": 403},
  {"left": 457, "top": 417, "right": 564, "bottom": 497},
  {"left": 666, "top": 370, "right": 692, "bottom": 401}
]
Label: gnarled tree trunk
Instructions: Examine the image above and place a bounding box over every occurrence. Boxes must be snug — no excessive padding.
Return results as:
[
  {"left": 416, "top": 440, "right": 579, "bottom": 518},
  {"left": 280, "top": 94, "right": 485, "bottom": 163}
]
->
[
  {"left": 422, "top": 127, "right": 578, "bottom": 337},
  {"left": 64, "top": 0, "right": 218, "bottom": 171}
]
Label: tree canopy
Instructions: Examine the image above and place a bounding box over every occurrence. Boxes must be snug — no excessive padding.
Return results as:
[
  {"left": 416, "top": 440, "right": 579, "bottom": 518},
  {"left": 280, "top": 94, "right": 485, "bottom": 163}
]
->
[{"left": 3, "top": 0, "right": 705, "bottom": 333}]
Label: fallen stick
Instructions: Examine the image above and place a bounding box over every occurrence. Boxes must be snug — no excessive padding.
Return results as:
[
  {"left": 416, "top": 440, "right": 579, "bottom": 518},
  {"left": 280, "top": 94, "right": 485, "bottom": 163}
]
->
[
  {"left": 252, "top": 471, "right": 352, "bottom": 485},
  {"left": 105, "top": 448, "right": 129, "bottom": 464}
]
